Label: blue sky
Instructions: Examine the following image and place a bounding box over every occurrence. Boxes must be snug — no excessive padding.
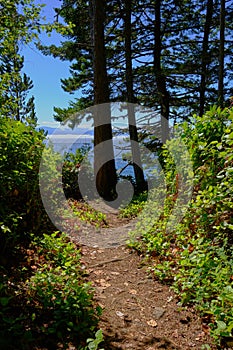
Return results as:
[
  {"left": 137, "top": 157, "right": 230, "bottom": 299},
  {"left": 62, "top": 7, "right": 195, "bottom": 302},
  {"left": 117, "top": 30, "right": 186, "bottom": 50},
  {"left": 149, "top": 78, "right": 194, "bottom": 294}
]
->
[{"left": 22, "top": 0, "right": 77, "bottom": 127}]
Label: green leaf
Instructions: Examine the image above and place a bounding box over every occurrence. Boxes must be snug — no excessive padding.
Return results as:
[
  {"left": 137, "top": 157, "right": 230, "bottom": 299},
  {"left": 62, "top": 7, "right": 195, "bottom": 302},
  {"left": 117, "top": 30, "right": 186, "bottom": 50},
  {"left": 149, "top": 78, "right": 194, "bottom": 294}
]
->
[
  {"left": 216, "top": 321, "right": 227, "bottom": 331},
  {"left": 0, "top": 297, "right": 12, "bottom": 307}
]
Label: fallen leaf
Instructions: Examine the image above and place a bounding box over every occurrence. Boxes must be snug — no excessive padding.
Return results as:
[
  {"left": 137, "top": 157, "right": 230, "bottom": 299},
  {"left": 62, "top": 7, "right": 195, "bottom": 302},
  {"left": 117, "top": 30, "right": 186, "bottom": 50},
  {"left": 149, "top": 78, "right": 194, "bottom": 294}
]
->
[
  {"left": 129, "top": 289, "right": 137, "bottom": 295},
  {"left": 171, "top": 329, "right": 179, "bottom": 338},
  {"left": 116, "top": 311, "right": 124, "bottom": 318},
  {"left": 167, "top": 296, "right": 173, "bottom": 302},
  {"left": 93, "top": 270, "right": 104, "bottom": 275},
  {"left": 147, "top": 319, "right": 157, "bottom": 327},
  {"left": 95, "top": 279, "right": 111, "bottom": 288}
]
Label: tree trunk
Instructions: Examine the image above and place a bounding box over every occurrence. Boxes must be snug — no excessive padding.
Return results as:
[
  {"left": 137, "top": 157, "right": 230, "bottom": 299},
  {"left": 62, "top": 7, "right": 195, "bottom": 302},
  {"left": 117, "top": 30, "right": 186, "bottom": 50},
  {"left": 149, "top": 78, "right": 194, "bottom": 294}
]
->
[
  {"left": 125, "top": 0, "right": 146, "bottom": 192},
  {"left": 92, "top": 0, "right": 117, "bottom": 199},
  {"left": 199, "top": 0, "right": 213, "bottom": 117},
  {"left": 154, "top": 0, "right": 169, "bottom": 143},
  {"left": 218, "top": 0, "right": 225, "bottom": 108}
]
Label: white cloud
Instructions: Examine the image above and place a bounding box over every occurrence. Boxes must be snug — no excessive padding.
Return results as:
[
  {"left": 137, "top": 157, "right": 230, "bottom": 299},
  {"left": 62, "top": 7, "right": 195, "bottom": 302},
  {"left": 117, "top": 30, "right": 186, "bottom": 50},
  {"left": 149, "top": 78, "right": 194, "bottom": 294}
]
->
[
  {"left": 48, "top": 134, "right": 93, "bottom": 140},
  {"left": 38, "top": 121, "right": 60, "bottom": 127}
]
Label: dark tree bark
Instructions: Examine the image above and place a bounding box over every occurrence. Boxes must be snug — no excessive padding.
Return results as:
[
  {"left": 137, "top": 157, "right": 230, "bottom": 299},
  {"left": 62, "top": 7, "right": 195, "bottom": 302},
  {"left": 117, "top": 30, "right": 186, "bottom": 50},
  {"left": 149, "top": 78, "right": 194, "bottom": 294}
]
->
[
  {"left": 125, "top": 0, "right": 146, "bottom": 192},
  {"left": 154, "top": 0, "right": 169, "bottom": 143},
  {"left": 199, "top": 0, "right": 213, "bottom": 117},
  {"left": 218, "top": 0, "right": 225, "bottom": 108},
  {"left": 92, "top": 0, "right": 117, "bottom": 199}
]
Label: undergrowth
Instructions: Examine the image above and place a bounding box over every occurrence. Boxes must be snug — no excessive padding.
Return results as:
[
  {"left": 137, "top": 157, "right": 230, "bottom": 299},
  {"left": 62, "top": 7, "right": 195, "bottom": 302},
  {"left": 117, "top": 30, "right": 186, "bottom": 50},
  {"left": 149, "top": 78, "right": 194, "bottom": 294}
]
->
[
  {"left": 119, "top": 191, "right": 147, "bottom": 218},
  {"left": 0, "top": 232, "right": 104, "bottom": 349},
  {"left": 69, "top": 199, "right": 107, "bottom": 227},
  {"left": 0, "top": 232, "right": 103, "bottom": 349},
  {"left": 129, "top": 105, "right": 233, "bottom": 347},
  {"left": 0, "top": 118, "right": 104, "bottom": 349}
]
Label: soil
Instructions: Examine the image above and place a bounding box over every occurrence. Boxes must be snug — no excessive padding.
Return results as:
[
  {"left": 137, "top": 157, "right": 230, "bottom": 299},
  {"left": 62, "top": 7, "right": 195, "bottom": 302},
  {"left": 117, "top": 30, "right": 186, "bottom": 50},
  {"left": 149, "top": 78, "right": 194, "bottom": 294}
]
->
[{"left": 68, "top": 201, "right": 219, "bottom": 350}]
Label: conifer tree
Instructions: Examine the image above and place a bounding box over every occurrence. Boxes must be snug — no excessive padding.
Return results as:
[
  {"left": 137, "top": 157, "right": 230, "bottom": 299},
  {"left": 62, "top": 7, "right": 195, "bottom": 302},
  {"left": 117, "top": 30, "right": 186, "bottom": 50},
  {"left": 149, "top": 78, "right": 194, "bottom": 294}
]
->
[
  {"left": 45, "top": 0, "right": 233, "bottom": 122},
  {"left": 0, "top": 48, "right": 37, "bottom": 125},
  {"left": 0, "top": 0, "right": 42, "bottom": 125}
]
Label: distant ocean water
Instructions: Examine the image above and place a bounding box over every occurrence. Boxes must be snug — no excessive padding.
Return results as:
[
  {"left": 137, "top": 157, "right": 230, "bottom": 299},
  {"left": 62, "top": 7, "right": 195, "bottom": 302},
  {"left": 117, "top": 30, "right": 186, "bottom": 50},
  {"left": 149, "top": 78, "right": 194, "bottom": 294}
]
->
[{"left": 46, "top": 135, "right": 157, "bottom": 180}]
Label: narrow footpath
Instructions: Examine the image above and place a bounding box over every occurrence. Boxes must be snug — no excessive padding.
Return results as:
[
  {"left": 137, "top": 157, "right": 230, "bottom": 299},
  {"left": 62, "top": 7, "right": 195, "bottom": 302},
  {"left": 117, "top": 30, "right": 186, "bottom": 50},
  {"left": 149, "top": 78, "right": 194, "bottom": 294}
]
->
[
  {"left": 80, "top": 245, "right": 215, "bottom": 350},
  {"left": 68, "top": 202, "right": 217, "bottom": 350}
]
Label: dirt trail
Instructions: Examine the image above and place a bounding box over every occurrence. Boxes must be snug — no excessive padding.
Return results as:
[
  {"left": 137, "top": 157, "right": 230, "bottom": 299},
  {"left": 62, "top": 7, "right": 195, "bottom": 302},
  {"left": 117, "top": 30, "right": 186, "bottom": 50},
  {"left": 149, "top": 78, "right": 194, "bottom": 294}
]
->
[
  {"left": 80, "top": 245, "right": 215, "bottom": 350},
  {"left": 68, "top": 202, "right": 217, "bottom": 350}
]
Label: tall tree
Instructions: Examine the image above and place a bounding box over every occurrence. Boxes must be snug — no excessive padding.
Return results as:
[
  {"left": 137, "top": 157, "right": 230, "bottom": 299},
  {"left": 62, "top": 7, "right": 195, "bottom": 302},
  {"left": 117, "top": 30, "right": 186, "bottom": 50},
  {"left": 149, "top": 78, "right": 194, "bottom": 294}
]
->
[
  {"left": 218, "top": 0, "right": 225, "bottom": 107},
  {"left": 0, "top": 46, "right": 37, "bottom": 124},
  {"left": 0, "top": 0, "right": 41, "bottom": 124},
  {"left": 199, "top": 0, "right": 214, "bottom": 117},
  {"left": 44, "top": 0, "right": 117, "bottom": 199},
  {"left": 46, "top": 0, "right": 233, "bottom": 129},
  {"left": 153, "top": 0, "right": 169, "bottom": 121},
  {"left": 153, "top": 0, "right": 169, "bottom": 141},
  {"left": 92, "top": 0, "right": 117, "bottom": 199},
  {"left": 48, "top": 0, "right": 94, "bottom": 121},
  {"left": 124, "top": 0, "right": 146, "bottom": 191}
]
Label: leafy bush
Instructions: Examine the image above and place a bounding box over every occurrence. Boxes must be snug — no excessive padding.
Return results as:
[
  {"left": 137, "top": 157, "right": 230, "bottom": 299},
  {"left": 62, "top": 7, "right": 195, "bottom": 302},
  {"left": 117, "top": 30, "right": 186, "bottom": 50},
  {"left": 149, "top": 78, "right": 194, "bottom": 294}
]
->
[
  {"left": 26, "top": 232, "right": 101, "bottom": 344},
  {"left": 69, "top": 200, "right": 107, "bottom": 227},
  {"left": 119, "top": 191, "right": 147, "bottom": 218},
  {"left": 130, "top": 106, "right": 233, "bottom": 345},
  {"left": 0, "top": 232, "right": 102, "bottom": 349},
  {"left": 0, "top": 118, "right": 46, "bottom": 253},
  {"left": 62, "top": 146, "right": 92, "bottom": 200},
  {"left": 85, "top": 329, "right": 105, "bottom": 350},
  {"left": 0, "top": 119, "right": 102, "bottom": 349}
]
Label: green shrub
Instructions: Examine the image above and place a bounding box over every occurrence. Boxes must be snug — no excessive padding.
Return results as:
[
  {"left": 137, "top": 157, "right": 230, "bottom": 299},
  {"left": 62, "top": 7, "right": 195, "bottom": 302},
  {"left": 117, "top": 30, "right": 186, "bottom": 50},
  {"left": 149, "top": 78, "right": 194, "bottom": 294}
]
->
[
  {"left": 62, "top": 146, "right": 92, "bottom": 200},
  {"left": 69, "top": 200, "right": 107, "bottom": 227},
  {"left": 26, "top": 233, "right": 101, "bottom": 343},
  {"left": 0, "top": 232, "right": 102, "bottom": 349},
  {"left": 85, "top": 329, "right": 105, "bottom": 350},
  {"left": 0, "top": 119, "right": 103, "bottom": 349},
  {"left": 119, "top": 191, "right": 147, "bottom": 218},
  {"left": 130, "top": 106, "right": 233, "bottom": 345},
  {"left": 0, "top": 118, "right": 46, "bottom": 253}
]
